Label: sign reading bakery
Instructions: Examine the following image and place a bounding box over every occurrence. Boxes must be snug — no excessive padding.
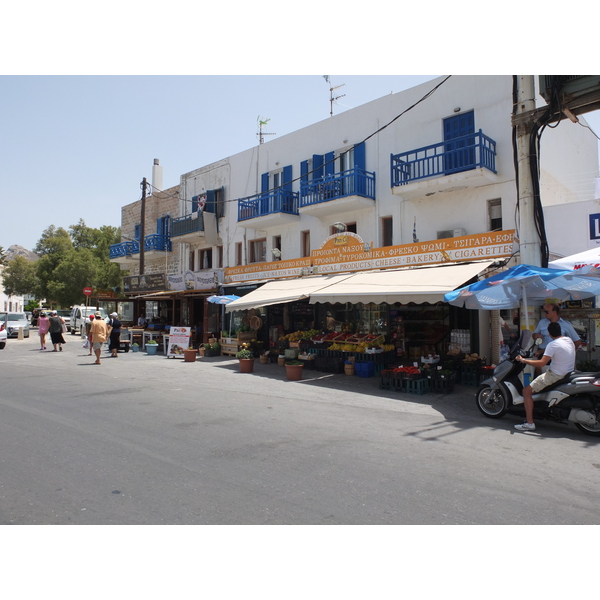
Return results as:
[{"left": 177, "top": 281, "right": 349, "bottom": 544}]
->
[
  {"left": 224, "top": 230, "right": 515, "bottom": 282},
  {"left": 311, "top": 230, "right": 515, "bottom": 273}
]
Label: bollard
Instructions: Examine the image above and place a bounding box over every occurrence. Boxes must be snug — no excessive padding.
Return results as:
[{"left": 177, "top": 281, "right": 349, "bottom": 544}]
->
[{"left": 18, "top": 326, "right": 24, "bottom": 340}]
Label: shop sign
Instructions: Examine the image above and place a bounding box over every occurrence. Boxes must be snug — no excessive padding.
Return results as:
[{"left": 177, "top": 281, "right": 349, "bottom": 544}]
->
[
  {"left": 224, "top": 257, "right": 311, "bottom": 283},
  {"left": 167, "top": 326, "right": 191, "bottom": 358},
  {"left": 167, "top": 270, "right": 221, "bottom": 291},
  {"left": 312, "top": 230, "right": 515, "bottom": 273},
  {"left": 123, "top": 273, "right": 166, "bottom": 293},
  {"left": 223, "top": 230, "right": 515, "bottom": 283}
]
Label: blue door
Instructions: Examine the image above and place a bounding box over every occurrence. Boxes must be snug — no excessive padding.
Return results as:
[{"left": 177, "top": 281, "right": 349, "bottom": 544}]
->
[{"left": 443, "top": 111, "right": 475, "bottom": 174}]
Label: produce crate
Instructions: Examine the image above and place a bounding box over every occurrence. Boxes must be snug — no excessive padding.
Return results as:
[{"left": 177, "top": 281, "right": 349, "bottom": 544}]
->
[{"left": 405, "top": 377, "right": 429, "bottom": 395}]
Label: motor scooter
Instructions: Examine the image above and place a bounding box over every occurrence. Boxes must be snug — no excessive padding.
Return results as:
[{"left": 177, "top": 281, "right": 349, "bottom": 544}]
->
[{"left": 475, "top": 330, "right": 600, "bottom": 436}]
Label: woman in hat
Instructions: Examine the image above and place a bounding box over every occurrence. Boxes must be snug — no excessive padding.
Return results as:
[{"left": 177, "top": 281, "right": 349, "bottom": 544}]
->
[
  {"left": 38, "top": 311, "right": 50, "bottom": 350},
  {"left": 85, "top": 313, "right": 95, "bottom": 356},
  {"left": 108, "top": 312, "right": 122, "bottom": 358},
  {"left": 48, "top": 310, "right": 66, "bottom": 352}
]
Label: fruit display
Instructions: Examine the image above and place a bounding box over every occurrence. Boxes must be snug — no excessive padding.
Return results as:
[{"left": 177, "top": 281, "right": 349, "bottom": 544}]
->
[{"left": 279, "top": 329, "right": 320, "bottom": 342}]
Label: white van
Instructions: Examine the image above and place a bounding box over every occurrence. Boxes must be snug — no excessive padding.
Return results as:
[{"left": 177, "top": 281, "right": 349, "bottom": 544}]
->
[{"left": 70, "top": 306, "right": 109, "bottom": 335}]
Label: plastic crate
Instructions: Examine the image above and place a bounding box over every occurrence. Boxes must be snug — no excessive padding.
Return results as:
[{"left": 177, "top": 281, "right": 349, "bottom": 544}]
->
[{"left": 354, "top": 361, "right": 375, "bottom": 378}]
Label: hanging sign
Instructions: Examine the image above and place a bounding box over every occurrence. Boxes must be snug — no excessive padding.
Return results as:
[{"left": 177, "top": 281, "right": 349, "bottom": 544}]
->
[{"left": 167, "top": 326, "right": 191, "bottom": 358}]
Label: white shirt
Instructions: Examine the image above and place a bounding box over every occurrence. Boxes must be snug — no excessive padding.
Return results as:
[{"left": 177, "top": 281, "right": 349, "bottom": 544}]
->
[{"left": 544, "top": 336, "right": 576, "bottom": 377}]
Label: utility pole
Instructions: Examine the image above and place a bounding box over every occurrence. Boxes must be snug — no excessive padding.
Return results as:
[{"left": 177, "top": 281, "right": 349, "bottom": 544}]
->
[
  {"left": 140, "top": 177, "right": 147, "bottom": 276},
  {"left": 515, "top": 75, "right": 542, "bottom": 267}
]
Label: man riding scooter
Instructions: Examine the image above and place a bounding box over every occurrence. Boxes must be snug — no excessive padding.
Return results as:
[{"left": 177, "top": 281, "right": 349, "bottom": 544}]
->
[{"left": 514, "top": 321, "right": 576, "bottom": 431}]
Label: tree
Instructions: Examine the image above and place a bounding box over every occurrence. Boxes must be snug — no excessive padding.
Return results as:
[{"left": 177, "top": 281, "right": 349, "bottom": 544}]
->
[
  {"left": 0, "top": 246, "right": 7, "bottom": 267},
  {"left": 2, "top": 256, "right": 40, "bottom": 296}
]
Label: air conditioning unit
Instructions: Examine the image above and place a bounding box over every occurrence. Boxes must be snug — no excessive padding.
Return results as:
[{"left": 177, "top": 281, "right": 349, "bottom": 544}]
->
[
  {"left": 437, "top": 228, "right": 466, "bottom": 240},
  {"left": 539, "top": 75, "right": 600, "bottom": 103}
]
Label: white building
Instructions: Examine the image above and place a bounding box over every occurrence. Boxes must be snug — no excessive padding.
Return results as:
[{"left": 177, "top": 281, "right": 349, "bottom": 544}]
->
[
  {"left": 111, "top": 75, "right": 599, "bottom": 359},
  {"left": 0, "top": 266, "right": 25, "bottom": 313}
]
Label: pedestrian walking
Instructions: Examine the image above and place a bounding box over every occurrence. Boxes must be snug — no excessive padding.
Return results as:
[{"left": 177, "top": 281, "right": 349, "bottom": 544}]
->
[
  {"left": 48, "top": 310, "right": 66, "bottom": 352},
  {"left": 108, "top": 312, "right": 122, "bottom": 358},
  {"left": 84, "top": 314, "right": 95, "bottom": 355},
  {"left": 90, "top": 311, "right": 108, "bottom": 365},
  {"left": 37, "top": 311, "right": 49, "bottom": 350}
]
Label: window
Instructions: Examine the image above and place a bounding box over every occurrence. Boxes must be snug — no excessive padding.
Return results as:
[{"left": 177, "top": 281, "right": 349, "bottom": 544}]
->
[
  {"left": 189, "top": 248, "right": 195, "bottom": 271},
  {"left": 235, "top": 242, "right": 242, "bottom": 266},
  {"left": 216, "top": 245, "right": 223, "bottom": 268},
  {"left": 272, "top": 235, "right": 282, "bottom": 260},
  {"left": 301, "top": 231, "right": 310, "bottom": 257},
  {"left": 382, "top": 217, "right": 393, "bottom": 247},
  {"left": 488, "top": 199, "right": 502, "bottom": 231},
  {"left": 200, "top": 248, "right": 212, "bottom": 269},
  {"left": 330, "top": 222, "right": 356, "bottom": 235},
  {"left": 249, "top": 238, "right": 266, "bottom": 263}
]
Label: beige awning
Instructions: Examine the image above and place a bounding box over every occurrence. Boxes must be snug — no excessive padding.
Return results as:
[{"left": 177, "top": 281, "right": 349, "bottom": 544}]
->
[
  {"left": 308, "top": 261, "right": 496, "bottom": 304},
  {"left": 225, "top": 273, "right": 355, "bottom": 312}
]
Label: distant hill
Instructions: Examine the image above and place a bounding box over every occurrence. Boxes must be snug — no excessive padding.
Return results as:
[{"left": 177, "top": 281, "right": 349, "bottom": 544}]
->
[{"left": 5, "top": 245, "right": 39, "bottom": 262}]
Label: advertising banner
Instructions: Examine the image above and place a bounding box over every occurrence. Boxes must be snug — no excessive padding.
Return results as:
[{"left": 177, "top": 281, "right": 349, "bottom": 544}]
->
[{"left": 167, "top": 326, "right": 191, "bottom": 358}]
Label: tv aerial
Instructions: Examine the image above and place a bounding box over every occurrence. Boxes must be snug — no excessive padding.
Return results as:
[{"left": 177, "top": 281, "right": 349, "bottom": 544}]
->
[
  {"left": 323, "top": 76, "right": 346, "bottom": 117},
  {"left": 257, "top": 116, "right": 276, "bottom": 144}
]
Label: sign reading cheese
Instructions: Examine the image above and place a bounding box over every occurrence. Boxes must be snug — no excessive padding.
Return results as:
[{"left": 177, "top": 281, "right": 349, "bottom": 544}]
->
[{"left": 224, "top": 230, "right": 515, "bottom": 283}]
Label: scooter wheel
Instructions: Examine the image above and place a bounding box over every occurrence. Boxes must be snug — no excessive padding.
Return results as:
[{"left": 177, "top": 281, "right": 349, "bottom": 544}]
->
[
  {"left": 475, "top": 384, "right": 508, "bottom": 418},
  {"left": 575, "top": 421, "right": 600, "bottom": 437}
]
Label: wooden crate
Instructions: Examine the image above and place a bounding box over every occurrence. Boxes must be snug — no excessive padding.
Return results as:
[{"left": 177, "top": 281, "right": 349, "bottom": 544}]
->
[{"left": 220, "top": 338, "right": 238, "bottom": 356}]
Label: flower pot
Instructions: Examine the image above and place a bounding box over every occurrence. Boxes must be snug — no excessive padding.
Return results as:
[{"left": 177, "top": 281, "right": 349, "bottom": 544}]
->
[
  {"left": 239, "top": 358, "right": 255, "bottom": 373},
  {"left": 183, "top": 349, "right": 197, "bottom": 362},
  {"left": 259, "top": 355, "right": 269, "bottom": 364},
  {"left": 285, "top": 364, "right": 304, "bottom": 381},
  {"left": 146, "top": 344, "right": 158, "bottom": 355},
  {"left": 131, "top": 345, "right": 139, "bottom": 353}
]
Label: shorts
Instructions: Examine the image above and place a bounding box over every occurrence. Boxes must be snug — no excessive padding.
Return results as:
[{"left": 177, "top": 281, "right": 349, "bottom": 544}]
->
[
  {"left": 93, "top": 342, "right": 104, "bottom": 350},
  {"left": 530, "top": 369, "right": 565, "bottom": 393}
]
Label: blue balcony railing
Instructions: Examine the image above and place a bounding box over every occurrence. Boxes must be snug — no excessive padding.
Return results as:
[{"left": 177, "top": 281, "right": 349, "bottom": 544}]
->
[
  {"left": 109, "top": 240, "right": 139, "bottom": 260},
  {"left": 238, "top": 189, "right": 299, "bottom": 222},
  {"left": 109, "top": 235, "right": 171, "bottom": 259},
  {"left": 391, "top": 130, "right": 497, "bottom": 187},
  {"left": 300, "top": 168, "right": 376, "bottom": 207},
  {"left": 144, "top": 234, "right": 171, "bottom": 252},
  {"left": 171, "top": 212, "right": 205, "bottom": 237}
]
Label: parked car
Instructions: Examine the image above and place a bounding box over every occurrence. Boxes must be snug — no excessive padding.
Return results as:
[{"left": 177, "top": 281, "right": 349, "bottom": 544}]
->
[
  {"left": 2, "top": 312, "right": 30, "bottom": 338},
  {"left": 70, "top": 306, "right": 109, "bottom": 335},
  {"left": 0, "top": 317, "right": 7, "bottom": 349},
  {"left": 56, "top": 309, "right": 72, "bottom": 331}
]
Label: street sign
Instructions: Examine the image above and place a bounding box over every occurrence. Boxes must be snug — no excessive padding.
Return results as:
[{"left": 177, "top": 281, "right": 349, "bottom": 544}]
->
[{"left": 83, "top": 287, "right": 93, "bottom": 297}]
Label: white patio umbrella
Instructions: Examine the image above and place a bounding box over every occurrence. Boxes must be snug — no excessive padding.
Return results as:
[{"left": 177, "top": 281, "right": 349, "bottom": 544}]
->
[{"left": 549, "top": 247, "right": 600, "bottom": 270}]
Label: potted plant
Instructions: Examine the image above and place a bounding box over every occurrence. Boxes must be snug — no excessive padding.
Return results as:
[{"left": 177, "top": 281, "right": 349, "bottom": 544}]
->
[
  {"left": 285, "top": 359, "right": 304, "bottom": 381},
  {"left": 183, "top": 346, "right": 197, "bottom": 362},
  {"left": 146, "top": 340, "right": 159, "bottom": 355},
  {"left": 131, "top": 342, "right": 140, "bottom": 353},
  {"left": 236, "top": 347, "right": 255, "bottom": 373}
]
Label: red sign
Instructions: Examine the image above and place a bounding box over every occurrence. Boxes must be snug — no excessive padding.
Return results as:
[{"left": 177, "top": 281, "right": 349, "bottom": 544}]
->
[{"left": 83, "top": 287, "right": 93, "bottom": 297}]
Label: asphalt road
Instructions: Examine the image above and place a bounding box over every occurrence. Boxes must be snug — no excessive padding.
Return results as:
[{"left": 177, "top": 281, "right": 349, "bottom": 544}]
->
[{"left": 1, "top": 332, "right": 599, "bottom": 525}]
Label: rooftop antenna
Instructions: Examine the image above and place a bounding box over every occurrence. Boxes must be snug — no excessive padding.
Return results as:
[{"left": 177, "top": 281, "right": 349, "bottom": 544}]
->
[
  {"left": 323, "top": 75, "right": 346, "bottom": 117},
  {"left": 257, "top": 116, "right": 276, "bottom": 144}
]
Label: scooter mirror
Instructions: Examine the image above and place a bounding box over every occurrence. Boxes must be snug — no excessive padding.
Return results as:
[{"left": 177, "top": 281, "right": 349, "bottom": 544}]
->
[{"left": 535, "top": 338, "right": 542, "bottom": 346}]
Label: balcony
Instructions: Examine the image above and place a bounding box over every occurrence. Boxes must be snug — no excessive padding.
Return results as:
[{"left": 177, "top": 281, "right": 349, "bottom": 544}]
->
[
  {"left": 170, "top": 212, "right": 205, "bottom": 243},
  {"left": 299, "top": 168, "right": 376, "bottom": 218},
  {"left": 391, "top": 130, "right": 497, "bottom": 199},
  {"left": 237, "top": 189, "right": 299, "bottom": 229},
  {"left": 109, "top": 235, "right": 171, "bottom": 263},
  {"left": 109, "top": 240, "right": 139, "bottom": 264}
]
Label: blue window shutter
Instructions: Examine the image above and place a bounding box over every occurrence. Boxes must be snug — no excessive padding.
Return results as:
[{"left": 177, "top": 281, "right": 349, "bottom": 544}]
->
[
  {"left": 353, "top": 142, "right": 366, "bottom": 171},
  {"left": 156, "top": 217, "right": 162, "bottom": 234},
  {"left": 282, "top": 165, "right": 293, "bottom": 192},
  {"left": 157, "top": 216, "right": 170, "bottom": 236},
  {"left": 301, "top": 160, "right": 309, "bottom": 182},
  {"left": 312, "top": 154, "right": 324, "bottom": 179},
  {"left": 261, "top": 172, "right": 269, "bottom": 193},
  {"left": 191, "top": 195, "right": 198, "bottom": 213},
  {"left": 205, "top": 189, "right": 216, "bottom": 214},
  {"left": 216, "top": 187, "right": 225, "bottom": 218},
  {"left": 134, "top": 224, "right": 141, "bottom": 240},
  {"left": 325, "top": 151, "right": 335, "bottom": 176}
]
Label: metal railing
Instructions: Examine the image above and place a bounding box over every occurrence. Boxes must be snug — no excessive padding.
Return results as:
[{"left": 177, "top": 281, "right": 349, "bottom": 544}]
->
[
  {"left": 300, "top": 168, "right": 376, "bottom": 207},
  {"left": 109, "top": 240, "right": 139, "bottom": 259},
  {"left": 238, "top": 189, "right": 299, "bottom": 222},
  {"left": 391, "top": 130, "right": 497, "bottom": 186},
  {"left": 144, "top": 234, "right": 171, "bottom": 252},
  {"left": 171, "top": 212, "right": 205, "bottom": 237}
]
